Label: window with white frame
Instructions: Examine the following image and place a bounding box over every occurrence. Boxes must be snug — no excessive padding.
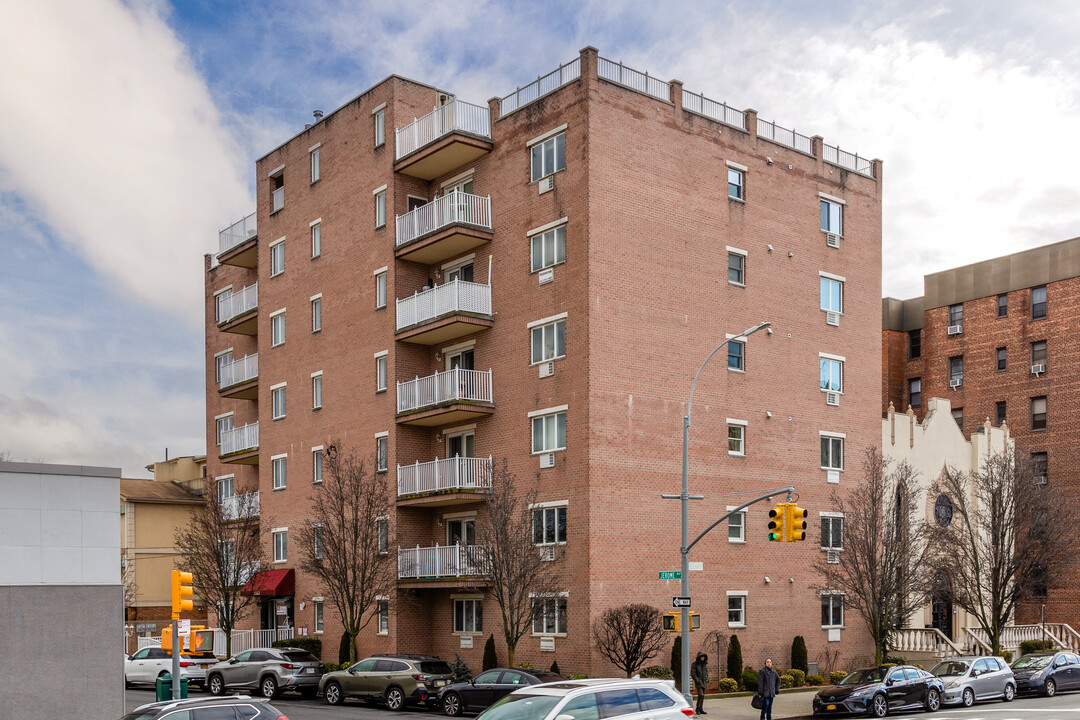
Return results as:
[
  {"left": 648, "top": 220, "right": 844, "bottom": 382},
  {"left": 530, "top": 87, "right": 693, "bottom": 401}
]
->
[
  {"left": 377, "top": 516, "right": 389, "bottom": 554},
  {"left": 272, "top": 384, "right": 286, "bottom": 419},
  {"left": 728, "top": 167, "right": 745, "bottom": 200},
  {"left": 311, "top": 221, "right": 321, "bottom": 258},
  {"left": 214, "top": 286, "right": 233, "bottom": 323},
  {"left": 727, "top": 592, "right": 747, "bottom": 627},
  {"left": 820, "top": 274, "right": 843, "bottom": 313},
  {"left": 727, "top": 339, "right": 744, "bottom": 371},
  {"left": 728, "top": 508, "right": 746, "bottom": 543},
  {"left": 217, "top": 475, "right": 234, "bottom": 503},
  {"left": 728, "top": 250, "right": 746, "bottom": 285},
  {"left": 312, "top": 447, "right": 323, "bottom": 483},
  {"left": 311, "top": 295, "right": 322, "bottom": 332},
  {"left": 376, "top": 353, "right": 387, "bottom": 392},
  {"left": 271, "top": 310, "right": 286, "bottom": 347},
  {"left": 375, "top": 189, "right": 386, "bottom": 228},
  {"left": 310, "top": 147, "right": 320, "bottom": 183},
  {"left": 374, "top": 107, "right": 385, "bottom": 147},
  {"left": 270, "top": 239, "right": 285, "bottom": 276},
  {"left": 532, "top": 595, "right": 567, "bottom": 634},
  {"left": 273, "top": 529, "right": 287, "bottom": 562},
  {"left": 532, "top": 504, "right": 567, "bottom": 545},
  {"left": 375, "top": 270, "right": 387, "bottom": 309},
  {"left": 821, "top": 514, "right": 844, "bottom": 550},
  {"left": 727, "top": 420, "right": 746, "bottom": 456},
  {"left": 454, "top": 598, "right": 483, "bottom": 633},
  {"left": 530, "top": 317, "right": 566, "bottom": 364},
  {"left": 215, "top": 413, "right": 233, "bottom": 446},
  {"left": 820, "top": 196, "right": 843, "bottom": 235},
  {"left": 530, "top": 225, "right": 566, "bottom": 272},
  {"left": 272, "top": 455, "right": 287, "bottom": 489},
  {"left": 530, "top": 131, "right": 565, "bottom": 182},
  {"left": 314, "top": 600, "right": 324, "bottom": 633},
  {"left": 820, "top": 355, "right": 844, "bottom": 392},
  {"left": 820, "top": 434, "right": 844, "bottom": 470},
  {"left": 376, "top": 435, "right": 388, "bottom": 471},
  {"left": 531, "top": 410, "right": 566, "bottom": 453},
  {"left": 214, "top": 349, "right": 233, "bottom": 384},
  {"left": 821, "top": 593, "right": 844, "bottom": 627},
  {"left": 377, "top": 597, "right": 389, "bottom": 634},
  {"left": 312, "top": 373, "right": 323, "bottom": 410},
  {"left": 313, "top": 524, "right": 323, "bottom": 559}
]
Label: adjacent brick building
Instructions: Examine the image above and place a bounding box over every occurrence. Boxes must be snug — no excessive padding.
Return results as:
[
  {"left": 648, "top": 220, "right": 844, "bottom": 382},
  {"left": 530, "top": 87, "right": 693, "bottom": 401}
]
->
[
  {"left": 883, "top": 236, "right": 1080, "bottom": 628},
  {"left": 205, "top": 46, "right": 883, "bottom": 675}
]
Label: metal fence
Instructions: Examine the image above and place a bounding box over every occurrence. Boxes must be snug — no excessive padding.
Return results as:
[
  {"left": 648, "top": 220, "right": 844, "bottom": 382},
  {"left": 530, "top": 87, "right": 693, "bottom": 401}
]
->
[
  {"left": 218, "top": 212, "right": 257, "bottom": 254},
  {"left": 823, "top": 143, "right": 874, "bottom": 176},
  {"left": 500, "top": 57, "right": 581, "bottom": 116},
  {"left": 681, "top": 89, "right": 745, "bottom": 130},
  {"left": 598, "top": 57, "right": 670, "bottom": 102},
  {"left": 756, "top": 117, "right": 813, "bottom": 155}
]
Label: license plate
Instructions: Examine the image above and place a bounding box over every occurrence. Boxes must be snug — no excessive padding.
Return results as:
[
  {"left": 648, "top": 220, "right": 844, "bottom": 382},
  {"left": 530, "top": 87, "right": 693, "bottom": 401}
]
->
[
  {"left": 436, "top": 680, "right": 446, "bottom": 687},
  {"left": 201, "top": 665, "right": 209, "bottom": 669},
  {"left": 304, "top": 667, "right": 315, "bottom": 674},
  {"left": 827, "top": 705, "right": 836, "bottom": 711}
]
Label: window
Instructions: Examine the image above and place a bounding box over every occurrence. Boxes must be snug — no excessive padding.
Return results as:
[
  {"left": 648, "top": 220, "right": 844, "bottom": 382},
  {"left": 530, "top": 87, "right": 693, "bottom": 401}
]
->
[
  {"left": 727, "top": 168, "right": 744, "bottom": 200},
  {"left": 728, "top": 510, "right": 745, "bottom": 542},
  {"left": 1032, "top": 396, "right": 1047, "bottom": 430},
  {"left": 727, "top": 422, "right": 745, "bottom": 456},
  {"left": 377, "top": 598, "right": 389, "bottom": 633},
  {"left": 374, "top": 108, "right": 385, "bottom": 147},
  {"left": 951, "top": 408, "right": 963, "bottom": 429},
  {"left": 1033, "top": 452, "right": 1048, "bottom": 484},
  {"left": 270, "top": 173, "right": 284, "bottom": 212},
  {"left": 908, "top": 378, "right": 921, "bottom": 408},
  {"left": 311, "top": 296, "right": 322, "bottom": 332},
  {"left": 454, "top": 599, "right": 483, "bottom": 633},
  {"left": 270, "top": 240, "right": 285, "bottom": 276},
  {"left": 820, "top": 435, "right": 843, "bottom": 470},
  {"left": 908, "top": 330, "right": 921, "bottom": 359},
  {"left": 314, "top": 600, "right": 324, "bottom": 633},
  {"left": 530, "top": 225, "right": 566, "bottom": 272},
  {"left": 272, "top": 384, "right": 286, "bottom": 419},
  {"left": 820, "top": 198, "right": 843, "bottom": 235},
  {"left": 949, "top": 356, "right": 963, "bottom": 384},
  {"left": 375, "top": 271, "right": 387, "bottom": 309},
  {"left": 312, "top": 448, "right": 323, "bottom": 483},
  {"left": 532, "top": 595, "right": 567, "bottom": 634},
  {"left": 997, "top": 294, "right": 1007, "bottom": 317},
  {"left": 310, "top": 147, "right": 320, "bottom": 183},
  {"left": 272, "top": 456, "right": 287, "bottom": 489},
  {"left": 1032, "top": 285, "right": 1047, "bottom": 319},
  {"left": 1031, "top": 565, "right": 1048, "bottom": 598},
  {"left": 376, "top": 354, "right": 387, "bottom": 392},
  {"left": 376, "top": 435, "right": 388, "bottom": 471},
  {"left": 821, "top": 594, "right": 844, "bottom": 627},
  {"left": 377, "top": 517, "right": 389, "bottom": 554},
  {"left": 995, "top": 401, "right": 1006, "bottom": 426},
  {"left": 215, "top": 414, "right": 233, "bottom": 446},
  {"left": 997, "top": 347, "right": 1007, "bottom": 371},
  {"left": 375, "top": 190, "right": 386, "bottom": 228},
  {"left": 532, "top": 505, "right": 567, "bottom": 545},
  {"left": 821, "top": 516, "right": 843, "bottom": 550},
  {"left": 531, "top": 319, "right": 566, "bottom": 363},
  {"left": 728, "top": 252, "right": 745, "bottom": 285},
  {"left": 214, "top": 350, "right": 233, "bottom": 384},
  {"left": 948, "top": 303, "right": 963, "bottom": 326},
  {"left": 727, "top": 340, "right": 744, "bottom": 370},
  {"left": 271, "top": 311, "right": 285, "bottom": 347},
  {"left": 1032, "top": 340, "right": 1047, "bottom": 364},
  {"left": 820, "top": 357, "right": 843, "bottom": 392},
  {"left": 727, "top": 594, "right": 746, "bottom": 627},
  {"left": 313, "top": 525, "right": 323, "bottom": 559},
  {"left": 217, "top": 475, "right": 234, "bottom": 503},
  {"left": 312, "top": 374, "right": 322, "bottom": 410},
  {"left": 273, "top": 530, "right": 287, "bottom": 562},
  {"left": 530, "top": 132, "right": 565, "bottom": 182},
  {"left": 532, "top": 411, "right": 567, "bottom": 453},
  {"left": 311, "top": 222, "right": 321, "bottom": 258},
  {"left": 820, "top": 276, "right": 843, "bottom": 313}
]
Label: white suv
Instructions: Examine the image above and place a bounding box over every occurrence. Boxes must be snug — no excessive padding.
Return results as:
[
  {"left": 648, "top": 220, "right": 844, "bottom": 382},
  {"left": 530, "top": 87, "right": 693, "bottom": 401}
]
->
[{"left": 477, "top": 678, "right": 693, "bottom": 720}]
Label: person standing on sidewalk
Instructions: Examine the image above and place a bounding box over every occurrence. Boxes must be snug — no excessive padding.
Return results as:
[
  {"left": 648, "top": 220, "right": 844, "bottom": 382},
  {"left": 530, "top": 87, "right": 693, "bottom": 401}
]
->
[
  {"left": 691, "top": 652, "right": 709, "bottom": 715},
  {"left": 758, "top": 658, "right": 781, "bottom": 720}
]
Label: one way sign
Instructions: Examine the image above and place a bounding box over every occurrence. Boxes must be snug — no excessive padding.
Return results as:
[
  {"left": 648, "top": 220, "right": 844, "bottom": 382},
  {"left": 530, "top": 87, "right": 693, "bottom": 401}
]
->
[{"left": 672, "top": 596, "right": 691, "bottom": 608}]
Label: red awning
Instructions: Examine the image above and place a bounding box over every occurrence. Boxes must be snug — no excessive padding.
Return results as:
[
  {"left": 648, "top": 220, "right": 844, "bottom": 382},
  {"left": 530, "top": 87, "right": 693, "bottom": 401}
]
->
[{"left": 240, "top": 569, "right": 294, "bottom": 597}]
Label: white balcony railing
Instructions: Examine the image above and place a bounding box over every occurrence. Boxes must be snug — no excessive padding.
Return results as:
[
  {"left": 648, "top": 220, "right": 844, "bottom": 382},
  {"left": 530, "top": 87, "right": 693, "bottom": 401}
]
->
[
  {"left": 397, "top": 368, "right": 493, "bottom": 414},
  {"left": 216, "top": 283, "right": 258, "bottom": 324},
  {"left": 395, "top": 99, "right": 492, "bottom": 160},
  {"left": 271, "top": 187, "right": 284, "bottom": 213},
  {"left": 397, "top": 456, "right": 493, "bottom": 497},
  {"left": 396, "top": 191, "right": 492, "bottom": 248},
  {"left": 396, "top": 279, "right": 491, "bottom": 331},
  {"left": 221, "top": 422, "right": 258, "bottom": 455},
  {"left": 221, "top": 491, "right": 260, "bottom": 521},
  {"left": 398, "top": 543, "right": 487, "bottom": 579},
  {"left": 218, "top": 211, "right": 257, "bottom": 254},
  {"left": 220, "top": 353, "right": 258, "bottom": 390}
]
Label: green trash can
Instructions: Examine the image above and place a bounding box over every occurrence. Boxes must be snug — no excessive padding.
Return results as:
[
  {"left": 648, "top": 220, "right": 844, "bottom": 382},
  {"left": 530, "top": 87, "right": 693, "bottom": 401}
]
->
[{"left": 155, "top": 673, "right": 189, "bottom": 702}]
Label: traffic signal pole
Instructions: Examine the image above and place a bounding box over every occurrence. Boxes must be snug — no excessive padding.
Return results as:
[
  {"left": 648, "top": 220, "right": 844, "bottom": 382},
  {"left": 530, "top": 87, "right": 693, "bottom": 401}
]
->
[{"left": 171, "top": 618, "right": 180, "bottom": 700}]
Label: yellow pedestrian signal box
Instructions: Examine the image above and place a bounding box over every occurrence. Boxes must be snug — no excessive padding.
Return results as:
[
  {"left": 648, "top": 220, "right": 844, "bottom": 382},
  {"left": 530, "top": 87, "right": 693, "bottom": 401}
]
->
[
  {"left": 161, "top": 626, "right": 214, "bottom": 654},
  {"left": 171, "top": 570, "right": 194, "bottom": 618},
  {"left": 786, "top": 504, "right": 808, "bottom": 542},
  {"left": 663, "top": 612, "right": 701, "bottom": 632},
  {"left": 768, "top": 504, "right": 786, "bottom": 541}
]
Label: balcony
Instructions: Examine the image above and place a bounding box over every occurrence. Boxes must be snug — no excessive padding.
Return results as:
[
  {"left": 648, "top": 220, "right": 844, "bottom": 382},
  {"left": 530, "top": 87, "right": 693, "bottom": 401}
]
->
[
  {"left": 219, "top": 353, "right": 258, "bottom": 399},
  {"left": 217, "top": 212, "right": 257, "bottom": 268},
  {"left": 394, "top": 100, "right": 493, "bottom": 180},
  {"left": 221, "top": 491, "right": 260, "bottom": 521},
  {"left": 220, "top": 422, "right": 259, "bottom": 464},
  {"left": 398, "top": 543, "right": 487, "bottom": 583},
  {"left": 395, "top": 191, "right": 493, "bottom": 265},
  {"left": 216, "top": 283, "right": 258, "bottom": 335},
  {"left": 396, "top": 368, "right": 494, "bottom": 426},
  {"left": 396, "top": 279, "right": 492, "bottom": 345},
  {"left": 397, "top": 456, "right": 493, "bottom": 506}
]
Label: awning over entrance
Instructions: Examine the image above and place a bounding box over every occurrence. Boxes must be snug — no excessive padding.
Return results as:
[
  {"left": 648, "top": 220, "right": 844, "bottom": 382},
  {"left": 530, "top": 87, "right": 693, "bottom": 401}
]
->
[{"left": 240, "top": 568, "right": 294, "bottom": 597}]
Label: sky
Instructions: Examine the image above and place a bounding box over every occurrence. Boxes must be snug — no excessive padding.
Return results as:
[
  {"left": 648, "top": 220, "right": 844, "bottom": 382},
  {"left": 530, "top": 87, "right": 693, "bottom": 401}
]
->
[{"left": 2, "top": 0, "right": 1080, "bottom": 476}]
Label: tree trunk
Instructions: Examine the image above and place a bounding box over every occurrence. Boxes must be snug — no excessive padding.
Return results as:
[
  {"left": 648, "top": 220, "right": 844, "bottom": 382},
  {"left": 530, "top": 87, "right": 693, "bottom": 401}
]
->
[
  {"left": 506, "top": 639, "right": 516, "bottom": 668},
  {"left": 349, "top": 630, "right": 358, "bottom": 663}
]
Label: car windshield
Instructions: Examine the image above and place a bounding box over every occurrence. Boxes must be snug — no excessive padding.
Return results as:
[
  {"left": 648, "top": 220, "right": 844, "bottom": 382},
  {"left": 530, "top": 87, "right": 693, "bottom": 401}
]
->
[
  {"left": 931, "top": 661, "right": 971, "bottom": 677},
  {"left": 1013, "top": 655, "right": 1052, "bottom": 670},
  {"left": 838, "top": 668, "right": 886, "bottom": 685},
  {"left": 282, "top": 651, "right": 320, "bottom": 663},
  {"left": 477, "top": 693, "right": 561, "bottom": 720},
  {"left": 421, "top": 661, "right": 454, "bottom": 674}
]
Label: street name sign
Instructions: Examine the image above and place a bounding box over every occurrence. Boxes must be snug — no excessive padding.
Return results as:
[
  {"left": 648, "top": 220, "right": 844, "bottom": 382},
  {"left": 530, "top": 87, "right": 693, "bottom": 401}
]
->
[
  {"left": 672, "top": 596, "right": 691, "bottom": 608},
  {"left": 659, "top": 571, "right": 682, "bottom": 580}
]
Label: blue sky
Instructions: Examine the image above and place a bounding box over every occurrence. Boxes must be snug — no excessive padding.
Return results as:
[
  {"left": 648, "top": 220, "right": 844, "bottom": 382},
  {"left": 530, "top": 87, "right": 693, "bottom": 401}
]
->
[{"left": 3, "top": 0, "right": 1080, "bottom": 475}]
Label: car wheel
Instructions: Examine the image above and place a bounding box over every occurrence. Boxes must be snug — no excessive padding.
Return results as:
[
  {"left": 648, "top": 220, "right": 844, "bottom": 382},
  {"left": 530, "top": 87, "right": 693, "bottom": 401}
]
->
[
  {"left": 961, "top": 688, "right": 974, "bottom": 707},
  {"left": 443, "top": 692, "right": 463, "bottom": 717},
  {"left": 386, "top": 686, "right": 405, "bottom": 711},
  {"left": 261, "top": 675, "right": 278, "bottom": 699},
  {"left": 1003, "top": 683, "right": 1015, "bottom": 702},
  {"left": 1045, "top": 679, "right": 1057, "bottom": 697},
  {"left": 871, "top": 693, "right": 888, "bottom": 718},
  {"left": 208, "top": 674, "right": 225, "bottom": 696},
  {"left": 325, "top": 682, "right": 344, "bottom": 705},
  {"left": 925, "top": 688, "right": 941, "bottom": 712}
]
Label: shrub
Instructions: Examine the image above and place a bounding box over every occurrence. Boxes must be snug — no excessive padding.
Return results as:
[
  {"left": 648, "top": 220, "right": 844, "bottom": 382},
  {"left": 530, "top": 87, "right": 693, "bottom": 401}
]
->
[
  {"left": 323, "top": 662, "right": 339, "bottom": 672},
  {"left": 671, "top": 636, "right": 683, "bottom": 692},
  {"left": 727, "top": 635, "right": 743, "bottom": 681},
  {"left": 718, "top": 678, "right": 739, "bottom": 693},
  {"left": 742, "top": 667, "right": 758, "bottom": 691},
  {"left": 1020, "top": 640, "right": 1053, "bottom": 656},
  {"left": 780, "top": 674, "right": 794, "bottom": 689},
  {"left": 1002, "top": 651, "right": 1013, "bottom": 663},
  {"left": 450, "top": 654, "right": 472, "bottom": 682},
  {"left": 273, "top": 636, "right": 323, "bottom": 657},
  {"left": 338, "top": 632, "right": 352, "bottom": 665},
  {"left": 567, "top": 673, "right": 588, "bottom": 680},
  {"left": 791, "top": 636, "right": 808, "bottom": 674},
  {"left": 518, "top": 662, "right": 533, "bottom": 669},
  {"left": 788, "top": 669, "right": 806, "bottom": 687},
  {"left": 640, "top": 665, "right": 673, "bottom": 680},
  {"left": 807, "top": 675, "right": 825, "bottom": 686},
  {"left": 830, "top": 671, "right": 847, "bottom": 685},
  {"left": 883, "top": 655, "right": 907, "bottom": 665},
  {"left": 483, "top": 634, "right": 498, "bottom": 671},
  {"left": 550, "top": 660, "right": 561, "bottom": 675}
]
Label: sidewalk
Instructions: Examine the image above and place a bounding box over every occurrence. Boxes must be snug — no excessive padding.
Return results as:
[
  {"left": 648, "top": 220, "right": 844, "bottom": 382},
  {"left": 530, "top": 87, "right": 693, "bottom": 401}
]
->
[{"left": 701, "top": 689, "right": 816, "bottom": 720}]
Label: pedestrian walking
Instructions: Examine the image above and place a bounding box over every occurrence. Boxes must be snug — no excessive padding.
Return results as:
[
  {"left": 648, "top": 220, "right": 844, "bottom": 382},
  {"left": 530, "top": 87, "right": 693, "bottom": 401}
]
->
[
  {"left": 691, "top": 652, "right": 709, "bottom": 715},
  {"left": 757, "top": 658, "right": 781, "bottom": 720}
]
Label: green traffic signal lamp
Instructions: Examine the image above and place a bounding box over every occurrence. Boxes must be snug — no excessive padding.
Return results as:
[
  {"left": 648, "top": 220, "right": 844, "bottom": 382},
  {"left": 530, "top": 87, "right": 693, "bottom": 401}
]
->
[
  {"left": 768, "top": 504, "right": 786, "bottom": 541},
  {"left": 787, "top": 504, "right": 808, "bottom": 542}
]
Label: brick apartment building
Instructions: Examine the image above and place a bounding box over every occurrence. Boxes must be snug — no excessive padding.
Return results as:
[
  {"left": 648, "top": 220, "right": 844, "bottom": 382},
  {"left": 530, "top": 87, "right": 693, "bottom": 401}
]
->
[
  {"left": 883, "top": 237, "right": 1080, "bottom": 628},
  {"left": 205, "top": 46, "right": 883, "bottom": 675}
]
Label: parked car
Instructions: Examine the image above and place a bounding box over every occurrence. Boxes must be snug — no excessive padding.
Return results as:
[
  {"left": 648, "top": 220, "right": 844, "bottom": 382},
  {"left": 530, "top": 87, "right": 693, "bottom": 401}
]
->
[
  {"left": 205, "top": 646, "right": 324, "bottom": 699},
  {"left": 474, "top": 678, "right": 691, "bottom": 720},
  {"left": 1012, "top": 651, "right": 1080, "bottom": 696},
  {"left": 812, "top": 665, "right": 944, "bottom": 717},
  {"left": 930, "top": 656, "right": 1015, "bottom": 705},
  {"left": 438, "top": 667, "right": 565, "bottom": 716},
  {"left": 119, "top": 694, "right": 286, "bottom": 719},
  {"left": 124, "top": 647, "right": 209, "bottom": 689},
  {"left": 319, "top": 653, "right": 455, "bottom": 709}
]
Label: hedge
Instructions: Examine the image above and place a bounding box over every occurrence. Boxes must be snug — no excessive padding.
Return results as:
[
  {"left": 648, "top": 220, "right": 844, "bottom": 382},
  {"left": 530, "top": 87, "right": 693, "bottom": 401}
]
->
[
  {"left": 830, "top": 670, "right": 847, "bottom": 684},
  {"left": 640, "top": 665, "right": 673, "bottom": 680},
  {"left": 718, "top": 678, "right": 739, "bottom": 693},
  {"left": 807, "top": 675, "right": 825, "bottom": 686},
  {"left": 272, "top": 636, "right": 322, "bottom": 656}
]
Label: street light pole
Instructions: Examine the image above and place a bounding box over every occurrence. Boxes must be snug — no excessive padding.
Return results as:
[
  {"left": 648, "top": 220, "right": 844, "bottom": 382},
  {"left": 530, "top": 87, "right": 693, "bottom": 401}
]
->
[{"left": 675, "top": 321, "right": 770, "bottom": 701}]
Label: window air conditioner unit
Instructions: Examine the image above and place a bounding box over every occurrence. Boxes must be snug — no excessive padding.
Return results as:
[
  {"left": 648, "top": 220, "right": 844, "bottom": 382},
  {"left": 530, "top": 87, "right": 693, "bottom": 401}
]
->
[
  {"left": 825, "top": 391, "right": 840, "bottom": 406},
  {"left": 825, "top": 233, "right": 841, "bottom": 248},
  {"left": 947, "top": 324, "right": 963, "bottom": 335},
  {"left": 539, "top": 452, "right": 555, "bottom": 469},
  {"left": 826, "top": 550, "right": 841, "bottom": 564},
  {"left": 826, "top": 470, "right": 840, "bottom": 484},
  {"left": 538, "top": 268, "right": 554, "bottom": 285},
  {"left": 539, "top": 176, "right": 555, "bottom": 195},
  {"left": 950, "top": 378, "right": 963, "bottom": 388},
  {"left": 826, "top": 311, "right": 840, "bottom": 326},
  {"left": 539, "top": 361, "right": 555, "bottom": 378},
  {"left": 1031, "top": 363, "right": 1046, "bottom": 375},
  {"left": 539, "top": 546, "right": 555, "bottom": 562},
  {"left": 1035, "top": 474, "right": 1048, "bottom": 486}
]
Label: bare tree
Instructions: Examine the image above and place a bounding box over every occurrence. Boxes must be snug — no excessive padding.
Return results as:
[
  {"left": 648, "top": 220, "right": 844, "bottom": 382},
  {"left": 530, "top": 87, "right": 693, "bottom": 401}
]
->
[
  {"left": 295, "top": 443, "right": 394, "bottom": 663},
  {"left": 476, "top": 460, "right": 561, "bottom": 667},
  {"left": 593, "top": 604, "right": 669, "bottom": 677},
  {"left": 816, "top": 447, "right": 930, "bottom": 664},
  {"left": 925, "top": 449, "right": 1074, "bottom": 655},
  {"left": 175, "top": 478, "right": 264, "bottom": 657}
]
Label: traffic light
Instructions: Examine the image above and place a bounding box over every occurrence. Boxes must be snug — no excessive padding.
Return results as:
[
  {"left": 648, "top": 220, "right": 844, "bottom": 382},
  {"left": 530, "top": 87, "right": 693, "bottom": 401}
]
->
[
  {"left": 190, "top": 628, "right": 215, "bottom": 654},
  {"left": 786, "top": 504, "right": 808, "bottom": 542},
  {"left": 662, "top": 612, "right": 701, "bottom": 632},
  {"left": 768, "top": 504, "right": 786, "bottom": 541},
  {"left": 171, "top": 569, "right": 194, "bottom": 618}
]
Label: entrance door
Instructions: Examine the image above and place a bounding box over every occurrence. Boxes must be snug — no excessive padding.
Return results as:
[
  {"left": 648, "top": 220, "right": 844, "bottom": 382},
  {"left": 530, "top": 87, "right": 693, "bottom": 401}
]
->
[
  {"left": 931, "top": 597, "right": 953, "bottom": 640},
  {"left": 408, "top": 195, "right": 427, "bottom": 211},
  {"left": 447, "top": 517, "right": 475, "bottom": 546},
  {"left": 447, "top": 349, "right": 475, "bottom": 372},
  {"left": 447, "top": 432, "right": 475, "bottom": 458},
  {"left": 446, "top": 262, "right": 474, "bottom": 283}
]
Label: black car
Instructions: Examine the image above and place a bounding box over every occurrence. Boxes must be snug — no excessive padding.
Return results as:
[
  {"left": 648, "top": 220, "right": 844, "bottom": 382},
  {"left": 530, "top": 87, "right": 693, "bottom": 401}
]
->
[
  {"left": 120, "top": 695, "right": 284, "bottom": 719},
  {"left": 1012, "top": 651, "right": 1080, "bottom": 696},
  {"left": 437, "top": 668, "right": 565, "bottom": 716},
  {"left": 813, "top": 665, "right": 944, "bottom": 717}
]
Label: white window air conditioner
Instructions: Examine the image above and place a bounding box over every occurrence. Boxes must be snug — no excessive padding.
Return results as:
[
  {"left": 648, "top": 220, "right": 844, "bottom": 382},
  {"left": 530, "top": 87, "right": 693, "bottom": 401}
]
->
[
  {"left": 540, "top": 452, "right": 555, "bottom": 469},
  {"left": 825, "top": 233, "right": 841, "bottom": 248},
  {"left": 950, "top": 377, "right": 963, "bottom": 388},
  {"left": 947, "top": 325, "right": 963, "bottom": 335},
  {"left": 826, "top": 550, "right": 841, "bottom": 564},
  {"left": 826, "top": 470, "right": 840, "bottom": 484},
  {"left": 826, "top": 391, "right": 840, "bottom": 406},
  {"left": 1031, "top": 364, "right": 1046, "bottom": 375},
  {"left": 1035, "top": 474, "right": 1048, "bottom": 486},
  {"left": 826, "top": 311, "right": 840, "bottom": 326},
  {"left": 539, "top": 546, "right": 555, "bottom": 562},
  {"left": 539, "top": 176, "right": 555, "bottom": 195},
  {"left": 538, "top": 268, "right": 554, "bottom": 285},
  {"left": 539, "top": 361, "right": 555, "bottom": 378}
]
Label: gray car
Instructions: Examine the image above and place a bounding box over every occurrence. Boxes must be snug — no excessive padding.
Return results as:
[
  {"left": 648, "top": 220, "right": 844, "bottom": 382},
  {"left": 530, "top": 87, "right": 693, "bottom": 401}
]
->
[
  {"left": 931, "top": 656, "right": 1015, "bottom": 706},
  {"left": 206, "top": 646, "right": 324, "bottom": 699}
]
